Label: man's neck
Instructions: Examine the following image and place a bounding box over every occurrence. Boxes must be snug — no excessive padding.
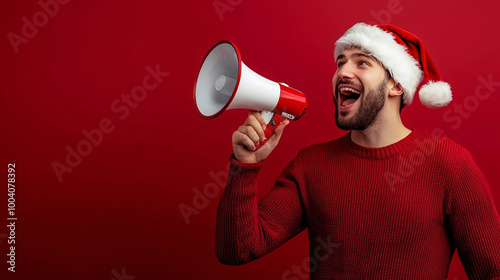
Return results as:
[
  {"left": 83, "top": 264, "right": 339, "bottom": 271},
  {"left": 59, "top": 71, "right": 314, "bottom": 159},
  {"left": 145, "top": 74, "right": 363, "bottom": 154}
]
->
[{"left": 350, "top": 114, "right": 411, "bottom": 148}]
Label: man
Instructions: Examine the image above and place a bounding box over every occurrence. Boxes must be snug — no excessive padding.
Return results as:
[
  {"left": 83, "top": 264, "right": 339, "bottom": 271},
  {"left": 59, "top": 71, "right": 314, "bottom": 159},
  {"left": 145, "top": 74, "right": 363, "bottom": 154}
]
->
[{"left": 215, "top": 23, "right": 500, "bottom": 279}]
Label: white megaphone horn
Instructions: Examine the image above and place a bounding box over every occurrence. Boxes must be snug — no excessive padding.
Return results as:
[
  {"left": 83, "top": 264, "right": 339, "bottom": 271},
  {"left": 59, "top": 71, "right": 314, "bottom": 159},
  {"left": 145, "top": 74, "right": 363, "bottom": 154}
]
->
[{"left": 194, "top": 40, "right": 307, "bottom": 149}]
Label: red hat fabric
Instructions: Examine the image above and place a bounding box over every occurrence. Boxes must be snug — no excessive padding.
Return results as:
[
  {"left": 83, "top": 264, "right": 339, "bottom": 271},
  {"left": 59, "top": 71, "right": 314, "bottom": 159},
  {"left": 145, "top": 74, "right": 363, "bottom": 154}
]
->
[{"left": 334, "top": 23, "right": 452, "bottom": 108}]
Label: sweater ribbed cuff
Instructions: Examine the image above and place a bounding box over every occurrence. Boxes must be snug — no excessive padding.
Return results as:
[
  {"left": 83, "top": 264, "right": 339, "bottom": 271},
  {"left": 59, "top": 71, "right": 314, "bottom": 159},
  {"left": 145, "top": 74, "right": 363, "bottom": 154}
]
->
[{"left": 229, "top": 154, "right": 266, "bottom": 171}]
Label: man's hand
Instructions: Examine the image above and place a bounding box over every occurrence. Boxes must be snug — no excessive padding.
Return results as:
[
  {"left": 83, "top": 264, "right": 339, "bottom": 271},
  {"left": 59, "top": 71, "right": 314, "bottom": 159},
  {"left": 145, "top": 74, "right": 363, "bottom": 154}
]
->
[{"left": 232, "top": 111, "right": 289, "bottom": 164}]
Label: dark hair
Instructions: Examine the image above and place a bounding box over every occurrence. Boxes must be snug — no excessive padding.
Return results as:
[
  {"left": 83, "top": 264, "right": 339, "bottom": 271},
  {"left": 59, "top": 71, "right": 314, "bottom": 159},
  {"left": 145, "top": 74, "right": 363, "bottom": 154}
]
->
[{"left": 400, "top": 93, "right": 406, "bottom": 112}]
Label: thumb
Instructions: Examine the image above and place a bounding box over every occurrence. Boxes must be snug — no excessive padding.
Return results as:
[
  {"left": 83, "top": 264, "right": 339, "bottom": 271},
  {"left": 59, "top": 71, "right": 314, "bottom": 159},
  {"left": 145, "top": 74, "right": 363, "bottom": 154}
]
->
[{"left": 265, "top": 119, "right": 290, "bottom": 147}]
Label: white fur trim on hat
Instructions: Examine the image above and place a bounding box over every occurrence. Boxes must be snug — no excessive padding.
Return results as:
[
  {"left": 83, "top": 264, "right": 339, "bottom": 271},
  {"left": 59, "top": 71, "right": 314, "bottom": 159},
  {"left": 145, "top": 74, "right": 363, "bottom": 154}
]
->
[
  {"left": 334, "top": 23, "right": 423, "bottom": 105},
  {"left": 419, "top": 81, "right": 452, "bottom": 108}
]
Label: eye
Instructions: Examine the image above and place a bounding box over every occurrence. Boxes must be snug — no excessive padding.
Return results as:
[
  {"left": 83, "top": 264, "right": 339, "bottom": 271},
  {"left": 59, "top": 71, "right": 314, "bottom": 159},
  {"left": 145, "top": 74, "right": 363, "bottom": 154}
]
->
[
  {"left": 337, "top": 61, "right": 346, "bottom": 68},
  {"left": 358, "top": 60, "right": 370, "bottom": 66}
]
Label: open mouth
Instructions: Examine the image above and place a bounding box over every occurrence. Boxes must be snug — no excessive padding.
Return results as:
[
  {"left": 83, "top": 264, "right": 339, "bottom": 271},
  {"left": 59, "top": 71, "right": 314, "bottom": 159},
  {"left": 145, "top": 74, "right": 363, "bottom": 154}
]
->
[{"left": 338, "top": 85, "right": 362, "bottom": 109}]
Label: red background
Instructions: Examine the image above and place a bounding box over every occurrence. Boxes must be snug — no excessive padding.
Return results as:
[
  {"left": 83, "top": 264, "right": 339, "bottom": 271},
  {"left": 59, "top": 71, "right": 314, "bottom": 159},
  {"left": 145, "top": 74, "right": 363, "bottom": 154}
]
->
[{"left": 1, "top": 0, "right": 499, "bottom": 279}]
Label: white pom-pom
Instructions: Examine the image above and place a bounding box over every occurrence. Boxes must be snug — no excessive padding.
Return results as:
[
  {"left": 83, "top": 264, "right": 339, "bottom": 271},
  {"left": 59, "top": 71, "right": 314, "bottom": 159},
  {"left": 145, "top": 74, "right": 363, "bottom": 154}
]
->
[{"left": 419, "top": 81, "right": 452, "bottom": 108}]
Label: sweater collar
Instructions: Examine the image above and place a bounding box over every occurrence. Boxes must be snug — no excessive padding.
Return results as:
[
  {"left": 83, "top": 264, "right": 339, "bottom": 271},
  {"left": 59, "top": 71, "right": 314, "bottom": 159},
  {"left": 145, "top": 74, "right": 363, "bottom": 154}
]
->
[{"left": 343, "top": 129, "right": 422, "bottom": 159}]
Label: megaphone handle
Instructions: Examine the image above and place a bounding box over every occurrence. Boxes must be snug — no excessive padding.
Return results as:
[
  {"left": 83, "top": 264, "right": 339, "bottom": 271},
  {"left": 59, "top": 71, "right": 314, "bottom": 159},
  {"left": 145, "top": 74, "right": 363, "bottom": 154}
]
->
[{"left": 254, "top": 112, "right": 287, "bottom": 150}]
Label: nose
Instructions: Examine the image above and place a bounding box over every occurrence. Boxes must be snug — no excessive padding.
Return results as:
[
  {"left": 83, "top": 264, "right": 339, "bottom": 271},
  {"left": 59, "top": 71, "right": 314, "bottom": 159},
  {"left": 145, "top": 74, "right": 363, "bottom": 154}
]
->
[
  {"left": 337, "top": 61, "right": 355, "bottom": 80},
  {"left": 333, "top": 61, "right": 355, "bottom": 89}
]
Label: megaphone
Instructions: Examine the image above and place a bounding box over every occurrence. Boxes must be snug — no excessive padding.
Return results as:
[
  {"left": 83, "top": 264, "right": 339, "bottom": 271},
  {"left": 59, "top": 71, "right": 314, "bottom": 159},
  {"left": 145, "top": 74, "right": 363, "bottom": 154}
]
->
[{"left": 194, "top": 40, "right": 307, "bottom": 149}]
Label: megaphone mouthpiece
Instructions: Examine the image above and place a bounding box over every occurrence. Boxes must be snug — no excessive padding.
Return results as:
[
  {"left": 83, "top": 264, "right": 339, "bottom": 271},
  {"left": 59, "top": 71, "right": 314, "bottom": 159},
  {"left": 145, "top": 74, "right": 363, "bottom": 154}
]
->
[{"left": 215, "top": 75, "right": 237, "bottom": 97}]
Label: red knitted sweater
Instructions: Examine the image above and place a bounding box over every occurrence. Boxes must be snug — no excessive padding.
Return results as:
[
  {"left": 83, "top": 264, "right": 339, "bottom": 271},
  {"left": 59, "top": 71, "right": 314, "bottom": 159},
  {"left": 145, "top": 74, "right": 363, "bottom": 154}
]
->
[{"left": 216, "top": 129, "right": 500, "bottom": 279}]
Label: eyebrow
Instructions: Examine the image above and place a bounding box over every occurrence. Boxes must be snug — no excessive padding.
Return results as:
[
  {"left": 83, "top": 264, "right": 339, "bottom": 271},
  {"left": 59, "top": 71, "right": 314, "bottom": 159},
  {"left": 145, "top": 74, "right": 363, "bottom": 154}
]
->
[{"left": 336, "top": 52, "right": 376, "bottom": 62}]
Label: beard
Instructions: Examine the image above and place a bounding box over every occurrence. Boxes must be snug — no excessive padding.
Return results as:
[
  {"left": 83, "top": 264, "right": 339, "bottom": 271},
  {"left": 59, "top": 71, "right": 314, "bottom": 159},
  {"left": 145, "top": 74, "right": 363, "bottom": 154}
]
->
[{"left": 334, "top": 78, "right": 387, "bottom": 131}]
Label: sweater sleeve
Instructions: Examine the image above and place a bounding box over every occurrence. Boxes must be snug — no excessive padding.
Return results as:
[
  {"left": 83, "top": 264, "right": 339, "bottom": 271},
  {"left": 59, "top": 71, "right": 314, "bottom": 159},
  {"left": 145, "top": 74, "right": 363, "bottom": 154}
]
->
[
  {"left": 446, "top": 150, "right": 500, "bottom": 279},
  {"left": 215, "top": 154, "right": 307, "bottom": 265}
]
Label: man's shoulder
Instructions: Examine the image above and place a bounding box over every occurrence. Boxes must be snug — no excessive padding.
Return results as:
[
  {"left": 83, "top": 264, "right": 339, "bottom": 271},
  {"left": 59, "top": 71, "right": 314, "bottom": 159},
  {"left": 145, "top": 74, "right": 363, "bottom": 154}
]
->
[{"left": 412, "top": 129, "right": 472, "bottom": 160}]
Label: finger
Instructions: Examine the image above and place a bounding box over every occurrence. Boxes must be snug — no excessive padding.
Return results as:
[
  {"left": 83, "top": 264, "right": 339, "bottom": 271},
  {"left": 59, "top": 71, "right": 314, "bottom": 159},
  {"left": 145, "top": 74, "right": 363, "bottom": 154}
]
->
[
  {"left": 245, "top": 113, "right": 266, "bottom": 142},
  {"left": 249, "top": 111, "right": 268, "bottom": 130},
  {"left": 237, "top": 125, "right": 261, "bottom": 146},
  {"left": 232, "top": 131, "right": 256, "bottom": 151}
]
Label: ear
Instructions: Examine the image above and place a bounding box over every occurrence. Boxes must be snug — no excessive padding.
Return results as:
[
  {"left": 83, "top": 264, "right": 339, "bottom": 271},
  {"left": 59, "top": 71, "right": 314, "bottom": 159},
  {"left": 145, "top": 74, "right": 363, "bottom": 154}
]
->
[{"left": 388, "top": 78, "right": 404, "bottom": 97}]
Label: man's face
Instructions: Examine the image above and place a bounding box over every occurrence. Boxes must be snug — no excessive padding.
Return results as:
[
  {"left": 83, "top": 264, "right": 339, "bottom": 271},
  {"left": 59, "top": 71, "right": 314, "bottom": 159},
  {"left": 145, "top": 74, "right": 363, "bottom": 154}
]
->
[{"left": 332, "top": 47, "right": 390, "bottom": 131}]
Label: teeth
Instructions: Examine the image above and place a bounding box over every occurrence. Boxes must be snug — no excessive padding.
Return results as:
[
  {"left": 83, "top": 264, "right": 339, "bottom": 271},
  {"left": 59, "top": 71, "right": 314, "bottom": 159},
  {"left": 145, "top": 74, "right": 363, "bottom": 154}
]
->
[{"left": 340, "top": 87, "right": 360, "bottom": 95}]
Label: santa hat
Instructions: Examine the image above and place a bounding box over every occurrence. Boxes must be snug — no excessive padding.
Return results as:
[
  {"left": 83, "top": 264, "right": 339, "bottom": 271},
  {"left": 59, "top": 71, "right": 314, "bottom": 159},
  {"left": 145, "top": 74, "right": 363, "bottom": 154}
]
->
[{"left": 334, "top": 23, "right": 452, "bottom": 108}]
